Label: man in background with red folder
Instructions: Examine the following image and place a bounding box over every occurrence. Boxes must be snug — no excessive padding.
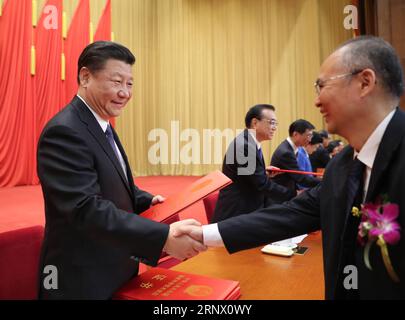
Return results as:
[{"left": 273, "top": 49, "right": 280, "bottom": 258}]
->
[
  {"left": 37, "top": 41, "right": 206, "bottom": 299},
  {"left": 177, "top": 36, "right": 405, "bottom": 299}
]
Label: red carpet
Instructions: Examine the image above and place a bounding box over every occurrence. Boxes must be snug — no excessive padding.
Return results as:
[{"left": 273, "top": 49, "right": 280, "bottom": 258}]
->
[
  {"left": 0, "top": 176, "right": 209, "bottom": 277},
  {"left": 0, "top": 176, "right": 207, "bottom": 233}
]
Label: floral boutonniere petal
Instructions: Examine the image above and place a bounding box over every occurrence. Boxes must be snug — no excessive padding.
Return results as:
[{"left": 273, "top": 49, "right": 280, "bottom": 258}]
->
[
  {"left": 368, "top": 203, "right": 401, "bottom": 245},
  {"left": 357, "top": 198, "right": 401, "bottom": 283}
]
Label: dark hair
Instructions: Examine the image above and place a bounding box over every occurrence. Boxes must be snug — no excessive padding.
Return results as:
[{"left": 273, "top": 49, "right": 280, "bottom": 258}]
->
[
  {"left": 318, "top": 130, "right": 329, "bottom": 139},
  {"left": 288, "top": 119, "right": 315, "bottom": 136},
  {"left": 310, "top": 132, "right": 323, "bottom": 145},
  {"left": 326, "top": 140, "right": 342, "bottom": 154},
  {"left": 339, "top": 36, "right": 404, "bottom": 98},
  {"left": 77, "top": 41, "right": 136, "bottom": 84},
  {"left": 245, "top": 104, "right": 275, "bottom": 128}
]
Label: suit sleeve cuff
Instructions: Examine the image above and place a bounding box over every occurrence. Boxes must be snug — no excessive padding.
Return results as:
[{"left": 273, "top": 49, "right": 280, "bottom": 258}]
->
[{"left": 202, "top": 223, "right": 224, "bottom": 247}]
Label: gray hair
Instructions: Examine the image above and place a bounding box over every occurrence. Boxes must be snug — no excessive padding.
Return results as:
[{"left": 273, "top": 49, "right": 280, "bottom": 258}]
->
[{"left": 338, "top": 36, "right": 404, "bottom": 99}]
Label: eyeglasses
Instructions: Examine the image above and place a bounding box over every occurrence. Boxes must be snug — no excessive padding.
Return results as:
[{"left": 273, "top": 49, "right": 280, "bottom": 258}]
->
[
  {"left": 261, "top": 119, "right": 278, "bottom": 128},
  {"left": 314, "top": 69, "right": 363, "bottom": 95}
]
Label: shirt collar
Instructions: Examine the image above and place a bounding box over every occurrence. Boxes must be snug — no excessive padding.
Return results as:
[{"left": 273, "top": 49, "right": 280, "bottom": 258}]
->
[
  {"left": 248, "top": 129, "right": 262, "bottom": 150},
  {"left": 287, "top": 137, "right": 298, "bottom": 155},
  {"left": 77, "top": 94, "right": 109, "bottom": 132},
  {"left": 355, "top": 109, "right": 396, "bottom": 169}
]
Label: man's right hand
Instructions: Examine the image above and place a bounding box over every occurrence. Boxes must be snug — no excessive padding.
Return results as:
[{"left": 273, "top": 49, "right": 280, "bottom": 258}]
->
[
  {"left": 172, "top": 224, "right": 204, "bottom": 243},
  {"left": 163, "top": 219, "right": 207, "bottom": 260},
  {"left": 265, "top": 165, "right": 284, "bottom": 178}
]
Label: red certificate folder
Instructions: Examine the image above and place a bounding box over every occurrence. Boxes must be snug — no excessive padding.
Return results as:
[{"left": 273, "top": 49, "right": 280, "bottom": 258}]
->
[
  {"left": 140, "top": 170, "right": 232, "bottom": 223},
  {"left": 114, "top": 267, "right": 241, "bottom": 300}
]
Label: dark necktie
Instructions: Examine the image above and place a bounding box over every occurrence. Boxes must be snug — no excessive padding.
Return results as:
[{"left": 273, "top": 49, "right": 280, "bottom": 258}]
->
[
  {"left": 346, "top": 157, "right": 365, "bottom": 210},
  {"left": 257, "top": 148, "right": 264, "bottom": 163},
  {"left": 105, "top": 124, "right": 121, "bottom": 162},
  {"left": 344, "top": 157, "right": 365, "bottom": 248}
]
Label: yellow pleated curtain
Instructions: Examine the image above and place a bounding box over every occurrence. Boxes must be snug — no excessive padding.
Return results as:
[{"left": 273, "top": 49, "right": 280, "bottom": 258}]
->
[
  {"left": 110, "top": 0, "right": 352, "bottom": 176},
  {"left": 36, "top": 0, "right": 352, "bottom": 176}
]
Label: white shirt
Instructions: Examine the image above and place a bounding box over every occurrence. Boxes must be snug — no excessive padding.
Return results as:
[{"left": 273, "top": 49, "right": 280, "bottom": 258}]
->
[
  {"left": 287, "top": 137, "right": 298, "bottom": 156},
  {"left": 247, "top": 129, "right": 262, "bottom": 151},
  {"left": 76, "top": 95, "right": 128, "bottom": 178},
  {"left": 355, "top": 109, "right": 395, "bottom": 202},
  {"left": 203, "top": 109, "right": 397, "bottom": 247}
]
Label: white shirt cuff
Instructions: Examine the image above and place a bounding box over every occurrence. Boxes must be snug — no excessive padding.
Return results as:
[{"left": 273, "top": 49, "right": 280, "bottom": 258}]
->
[{"left": 202, "top": 223, "right": 225, "bottom": 247}]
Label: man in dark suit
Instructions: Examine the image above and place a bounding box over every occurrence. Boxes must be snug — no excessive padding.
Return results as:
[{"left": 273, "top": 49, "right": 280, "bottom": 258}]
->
[
  {"left": 270, "top": 119, "right": 321, "bottom": 202},
  {"left": 176, "top": 36, "right": 405, "bottom": 299},
  {"left": 211, "top": 105, "right": 296, "bottom": 222},
  {"left": 37, "top": 41, "right": 206, "bottom": 299},
  {"left": 310, "top": 130, "right": 331, "bottom": 172}
]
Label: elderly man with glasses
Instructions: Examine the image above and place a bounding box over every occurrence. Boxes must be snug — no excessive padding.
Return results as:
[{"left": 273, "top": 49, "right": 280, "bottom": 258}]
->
[{"left": 176, "top": 36, "right": 405, "bottom": 300}]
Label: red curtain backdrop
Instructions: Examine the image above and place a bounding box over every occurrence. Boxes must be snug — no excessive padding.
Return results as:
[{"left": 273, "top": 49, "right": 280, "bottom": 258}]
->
[
  {"left": 35, "top": 0, "right": 64, "bottom": 140},
  {"left": 64, "top": 0, "right": 90, "bottom": 104},
  {"left": 0, "top": 0, "right": 37, "bottom": 187},
  {"left": 0, "top": 0, "right": 106, "bottom": 187},
  {"left": 94, "top": 0, "right": 111, "bottom": 42}
]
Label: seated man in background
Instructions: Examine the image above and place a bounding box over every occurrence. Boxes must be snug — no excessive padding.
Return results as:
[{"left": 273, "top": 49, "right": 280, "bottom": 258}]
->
[
  {"left": 211, "top": 104, "right": 296, "bottom": 223},
  {"left": 319, "top": 129, "right": 332, "bottom": 147},
  {"left": 310, "top": 129, "right": 331, "bottom": 171},
  {"left": 327, "top": 139, "right": 345, "bottom": 158},
  {"left": 270, "top": 119, "right": 321, "bottom": 203}
]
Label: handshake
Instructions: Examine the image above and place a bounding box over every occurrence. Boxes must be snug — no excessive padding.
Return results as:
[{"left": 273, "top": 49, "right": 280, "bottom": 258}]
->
[{"left": 162, "top": 219, "right": 206, "bottom": 261}]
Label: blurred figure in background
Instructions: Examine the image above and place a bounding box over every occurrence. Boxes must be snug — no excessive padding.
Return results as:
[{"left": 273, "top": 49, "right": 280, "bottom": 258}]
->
[
  {"left": 310, "top": 129, "right": 331, "bottom": 172},
  {"left": 297, "top": 131, "right": 323, "bottom": 189},
  {"left": 327, "top": 140, "right": 345, "bottom": 158}
]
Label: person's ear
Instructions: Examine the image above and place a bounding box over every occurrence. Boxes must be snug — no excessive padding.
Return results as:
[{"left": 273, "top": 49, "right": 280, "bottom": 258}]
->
[
  {"left": 79, "top": 67, "right": 91, "bottom": 87},
  {"left": 251, "top": 118, "right": 259, "bottom": 128},
  {"left": 358, "top": 68, "right": 377, "bottom": 98}
]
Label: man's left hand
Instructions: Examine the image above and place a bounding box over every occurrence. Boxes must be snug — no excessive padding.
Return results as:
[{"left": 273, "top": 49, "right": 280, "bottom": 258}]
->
[{"left": 151, "top": 195, "right": 166, "bottom": 206}]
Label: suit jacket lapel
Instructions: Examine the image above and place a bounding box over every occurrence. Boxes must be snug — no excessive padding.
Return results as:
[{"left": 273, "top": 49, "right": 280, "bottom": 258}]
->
[
  {"left": 330, "top": 146, "right": 356, "bottom": 296},
  {"left": 72, "top": 97, "right": 133, "bottom": 197},
  {"left": 338, "top": 147, "right": 356, "bottom": 232},
  {"left": 366, "top": 108, "right": 405, "bottom": 202},
  {"left": 325, "top": 146, "right": 354, "bottom": 240}
]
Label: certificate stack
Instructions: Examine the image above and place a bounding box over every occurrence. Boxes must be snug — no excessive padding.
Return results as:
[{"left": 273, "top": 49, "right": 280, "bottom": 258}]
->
[{"left": 114, "top": 268, "right": 241, "bottom": 300}]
